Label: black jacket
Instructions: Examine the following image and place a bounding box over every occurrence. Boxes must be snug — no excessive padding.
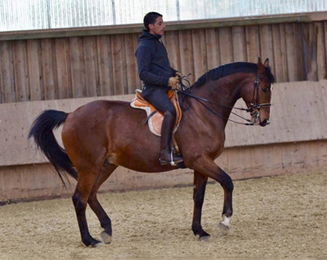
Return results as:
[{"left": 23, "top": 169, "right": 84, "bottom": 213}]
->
[{"left": 135, "top": 30, "right": 177, "bottom": 91}]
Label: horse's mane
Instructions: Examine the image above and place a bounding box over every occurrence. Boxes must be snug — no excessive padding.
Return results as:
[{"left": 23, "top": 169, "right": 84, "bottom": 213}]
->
[{"left": 192, "top": 62, "right": 275, "bottom": 88}]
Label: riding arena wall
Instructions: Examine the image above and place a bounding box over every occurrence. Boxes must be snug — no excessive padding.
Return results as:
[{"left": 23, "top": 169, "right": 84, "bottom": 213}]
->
[{"left": 0, "top": 12, "right": 327, "bottom": 202}]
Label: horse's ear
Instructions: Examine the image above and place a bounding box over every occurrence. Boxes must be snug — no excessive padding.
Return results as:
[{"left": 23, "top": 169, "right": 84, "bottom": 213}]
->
[
  {"left": 257, "top": 57, "right": 265, "bottom": 73},
  {"left": 264, "top": 58, "right": 270, "bottom": 68}
]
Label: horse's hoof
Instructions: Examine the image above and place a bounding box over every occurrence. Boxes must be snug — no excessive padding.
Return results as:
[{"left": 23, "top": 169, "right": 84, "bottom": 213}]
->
[
  {"left": 199, "top": 235, "right": 210, "bottom": 242},
  {"left": 91, "top": 241, "right": 103, "bottom": 248},
  {"left": 219, "top": 221, "right": 230, "bottom": 235},
  {"left": 100, "top": 231, "right": 112, "bottom": 244},
  {"left": 85, "top": 239, "right": 102, "bottom": 248},
  {"left": 219, "top": 215, "right": 231, "bottom": 235}
]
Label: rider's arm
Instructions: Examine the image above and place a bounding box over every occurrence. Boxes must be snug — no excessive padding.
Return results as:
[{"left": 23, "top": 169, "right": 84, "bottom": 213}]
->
[{"left": 135, "top": 45, "right": 170, "bottom": 86}]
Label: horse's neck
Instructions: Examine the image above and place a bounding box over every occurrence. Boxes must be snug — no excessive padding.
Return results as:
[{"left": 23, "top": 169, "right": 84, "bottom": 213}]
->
[{"left": 191, "top": 77, "right": 243, "bottom": 126}]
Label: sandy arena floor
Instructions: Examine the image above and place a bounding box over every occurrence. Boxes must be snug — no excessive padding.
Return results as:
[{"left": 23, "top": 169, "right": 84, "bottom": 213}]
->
[{"left": 0, "top": 171, "right": 326, "bottom": 259}]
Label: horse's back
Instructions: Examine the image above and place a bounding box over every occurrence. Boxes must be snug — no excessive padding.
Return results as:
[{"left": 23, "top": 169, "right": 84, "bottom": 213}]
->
[
  {"left": 75, "top": 99, "right": 127, "bottom": 114},
  {"left": 65, "top": 99, "right": 131, "bottom": 124},
  {"left": 62, "top": 99, "right": 141, "bottom": 137}
]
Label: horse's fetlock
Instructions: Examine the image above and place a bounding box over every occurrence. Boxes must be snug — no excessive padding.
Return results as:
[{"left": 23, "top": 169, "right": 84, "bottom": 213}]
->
[
  {"left": 192, "top": 223, "right": 201, "bottom": 234},
  {"left": 100, "top": 219, "right": 112, "bottom": 234},
  {"left": 223, "top": 208, "right": 233, "bottom": 218}
]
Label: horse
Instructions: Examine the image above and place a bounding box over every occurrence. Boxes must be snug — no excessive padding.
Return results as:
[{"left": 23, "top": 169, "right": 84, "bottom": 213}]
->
[{"left": 28, "top": 58, "right": 275, "bottom": 247}]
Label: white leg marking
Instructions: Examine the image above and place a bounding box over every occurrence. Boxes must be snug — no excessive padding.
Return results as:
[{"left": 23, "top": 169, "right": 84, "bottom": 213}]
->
[
  {"left": 219, "top": 215, "right": 231, "bottom": 235},
  {"left": 220, "top": 215, "right": 230, "bottom": 228}
]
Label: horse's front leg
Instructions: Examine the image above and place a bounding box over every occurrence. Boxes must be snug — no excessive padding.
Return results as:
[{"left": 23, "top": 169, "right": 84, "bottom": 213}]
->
[
  {"left": 217, "top": 166, "right": 233, "bottom": 234},
  {"left": 192, "top": 157, "right": 234, "bottom": 234},
  {"left": 192, "top": 171, "right": 210, "bottom": 240}
]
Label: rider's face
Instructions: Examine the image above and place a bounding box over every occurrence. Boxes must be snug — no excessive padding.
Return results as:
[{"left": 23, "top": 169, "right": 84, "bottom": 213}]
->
[{"left": 149, "top": 16, "right": 165, "bottom": 36}]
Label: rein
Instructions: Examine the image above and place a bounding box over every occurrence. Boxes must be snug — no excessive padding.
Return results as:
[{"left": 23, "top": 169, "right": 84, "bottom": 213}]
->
[{"left": 177, "top": 73, "right": 271, "bottom": 126}]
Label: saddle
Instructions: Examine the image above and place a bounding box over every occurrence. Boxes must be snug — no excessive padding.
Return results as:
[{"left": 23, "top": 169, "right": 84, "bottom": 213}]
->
[{"left": 130, "top": 89, "right": 182, "bottom": 137}]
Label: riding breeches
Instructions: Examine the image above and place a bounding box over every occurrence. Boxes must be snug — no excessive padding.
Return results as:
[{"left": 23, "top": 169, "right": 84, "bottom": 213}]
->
[{"left": 142, "top": 87, "right": 177, "bottom": 118}]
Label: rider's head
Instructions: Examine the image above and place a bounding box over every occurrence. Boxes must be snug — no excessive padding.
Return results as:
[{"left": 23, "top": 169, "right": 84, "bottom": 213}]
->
[{"left": 143, "top": 12, "right": 163, "bottom": 33}]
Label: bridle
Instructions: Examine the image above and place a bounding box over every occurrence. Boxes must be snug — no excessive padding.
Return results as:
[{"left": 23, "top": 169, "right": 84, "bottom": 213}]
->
[
  {"left": 177, "top": 72, "right": 272, "bottom": 126},
  {"left": 245, "top": 73, "right": 272, "bottom": 124}
]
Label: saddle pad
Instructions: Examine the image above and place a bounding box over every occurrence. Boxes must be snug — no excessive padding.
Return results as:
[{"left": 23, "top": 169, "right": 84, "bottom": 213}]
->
[{"left": 130, "top": 89, "right": 182, "bottom": 136}]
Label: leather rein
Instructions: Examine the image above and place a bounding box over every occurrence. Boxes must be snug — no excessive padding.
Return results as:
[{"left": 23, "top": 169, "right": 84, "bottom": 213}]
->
[{"left": 177, "top": 73, "right": 272, "bottom": 126}]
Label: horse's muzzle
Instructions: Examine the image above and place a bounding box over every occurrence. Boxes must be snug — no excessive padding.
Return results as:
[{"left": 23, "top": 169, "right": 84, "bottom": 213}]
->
[
  {"left": 250, "top": 111, "right": 270, "bottom": 127},
  {"left": 259, "top": 119, "right": 269, "bottom": 127}
]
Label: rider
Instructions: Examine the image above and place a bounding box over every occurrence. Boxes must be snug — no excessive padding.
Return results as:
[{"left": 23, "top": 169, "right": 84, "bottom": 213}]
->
[{"left": 135, "top": 11, "right": 183, "bottom": 165}]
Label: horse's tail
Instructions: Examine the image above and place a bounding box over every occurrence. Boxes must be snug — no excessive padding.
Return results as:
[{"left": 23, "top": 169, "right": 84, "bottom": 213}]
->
[{"left": 28, "top": 110, "right": 78, "bottom": 185}]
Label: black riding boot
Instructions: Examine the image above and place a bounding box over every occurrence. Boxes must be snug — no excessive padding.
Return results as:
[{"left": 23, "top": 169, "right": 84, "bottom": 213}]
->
[{"left": 159, "top": 111, "right": 183, "bottom": 165}]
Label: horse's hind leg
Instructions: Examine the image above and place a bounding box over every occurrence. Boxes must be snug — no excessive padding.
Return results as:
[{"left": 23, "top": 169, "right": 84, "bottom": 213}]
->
[
  {"left": 73, "top": 161, "right": 117, "bottom": 247},
  {"left": 88, "top": 162, "right": 117, "bottom": 244},
  {"left": 192, "top": 171, "right": 210, "bottom": 241},
  {"left": 72, "top": 171, "right": 102, "bottom": 247}
]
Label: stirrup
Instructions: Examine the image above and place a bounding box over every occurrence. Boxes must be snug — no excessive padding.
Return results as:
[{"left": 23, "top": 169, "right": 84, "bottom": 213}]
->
[
  {"left": 170, "top": 152, "right": 183, "bottom": 166},
  {"left": 159, "top": 150, "right": 183, "bottom": 166}
]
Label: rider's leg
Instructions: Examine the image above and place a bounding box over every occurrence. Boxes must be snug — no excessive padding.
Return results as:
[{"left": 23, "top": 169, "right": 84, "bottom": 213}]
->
[
  {"left": 142, "top": 88, "right": 183, "bottom": 165},
  {"left": 159, "top": 110, "right": 183, "bottom": 165}
]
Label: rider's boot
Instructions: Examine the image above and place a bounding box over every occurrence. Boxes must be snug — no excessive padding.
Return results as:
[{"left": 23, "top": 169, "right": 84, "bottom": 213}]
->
[{"left": 159, "top": 112, "right": 183, "bottom": 165}]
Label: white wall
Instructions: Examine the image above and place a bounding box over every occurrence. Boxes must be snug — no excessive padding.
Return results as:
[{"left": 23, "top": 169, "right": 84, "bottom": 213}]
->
[
  {"left": 1, "top": 81, "right": 327, "bottom": 201},
  {"left": 1, "top": 80, "right": 327, "bottom": 167}
]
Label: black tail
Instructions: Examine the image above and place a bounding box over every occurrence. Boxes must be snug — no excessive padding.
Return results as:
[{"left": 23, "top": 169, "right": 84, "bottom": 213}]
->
[{"left": 28, "top": 110, "right": 78, "bottom": 185}]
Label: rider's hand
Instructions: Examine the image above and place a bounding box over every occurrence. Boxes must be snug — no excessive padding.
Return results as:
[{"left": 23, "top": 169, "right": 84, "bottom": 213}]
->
[
  {"left": 175, "top": 72, "right": 183, "bottom": 78},
  {"left": 168, "top": 76, "right": 179, "bottom": 89}
]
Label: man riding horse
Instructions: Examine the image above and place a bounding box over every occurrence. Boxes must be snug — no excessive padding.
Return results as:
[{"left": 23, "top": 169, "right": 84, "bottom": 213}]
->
[{"left": 135, "top": 11, "right": 183, "bottom": 165}]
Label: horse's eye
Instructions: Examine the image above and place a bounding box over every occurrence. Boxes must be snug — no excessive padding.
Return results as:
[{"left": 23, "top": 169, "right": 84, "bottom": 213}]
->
[{"left": 262, "top": 87, "right": 267, "bottom": 93}]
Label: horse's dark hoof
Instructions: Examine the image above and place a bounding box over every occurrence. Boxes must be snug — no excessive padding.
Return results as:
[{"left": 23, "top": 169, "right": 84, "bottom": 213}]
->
[
  {"left": 100, "top": 231, "right": 112, "bottom": 244},
  {"left": 193, "top": 229, "right": 211, "bottom": 242}
]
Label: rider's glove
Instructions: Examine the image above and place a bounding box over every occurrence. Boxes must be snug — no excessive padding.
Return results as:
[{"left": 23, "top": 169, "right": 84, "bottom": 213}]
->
[{"left": 168, "top": 76, "right": 179, "bottom": 89}]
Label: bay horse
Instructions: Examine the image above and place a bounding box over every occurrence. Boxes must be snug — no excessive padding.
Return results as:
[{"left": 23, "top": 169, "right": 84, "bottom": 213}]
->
[{"left": 28, "top": 58, "right": 274, "bottom": 247}]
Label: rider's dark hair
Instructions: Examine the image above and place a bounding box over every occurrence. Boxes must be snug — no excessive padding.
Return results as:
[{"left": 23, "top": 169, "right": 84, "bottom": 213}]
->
[{"left": 143, "top": 12, "right": 162, "bottom": 32}]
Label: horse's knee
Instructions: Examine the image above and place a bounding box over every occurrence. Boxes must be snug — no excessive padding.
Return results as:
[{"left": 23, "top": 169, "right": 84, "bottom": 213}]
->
[{"left": 222, "top": 175, "right": 234, "bottom": 192}]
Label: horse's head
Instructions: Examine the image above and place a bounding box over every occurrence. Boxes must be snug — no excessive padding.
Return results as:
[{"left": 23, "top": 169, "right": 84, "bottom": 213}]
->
[{"left": 242, "top": 58, "right": 275, "bottom": 127}]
